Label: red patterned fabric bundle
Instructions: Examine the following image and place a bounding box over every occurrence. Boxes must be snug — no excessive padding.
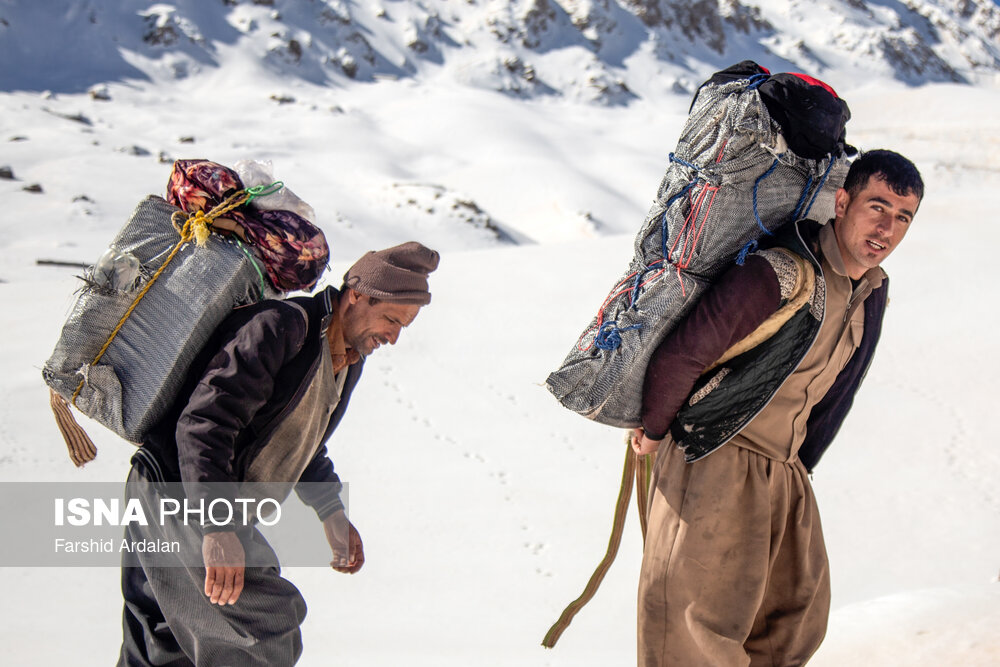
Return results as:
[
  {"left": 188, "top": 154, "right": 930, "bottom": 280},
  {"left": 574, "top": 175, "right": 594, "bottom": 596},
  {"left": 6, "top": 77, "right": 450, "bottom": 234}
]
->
[{"left": 166, "top": 159, "right": 329, "bottom": 291}]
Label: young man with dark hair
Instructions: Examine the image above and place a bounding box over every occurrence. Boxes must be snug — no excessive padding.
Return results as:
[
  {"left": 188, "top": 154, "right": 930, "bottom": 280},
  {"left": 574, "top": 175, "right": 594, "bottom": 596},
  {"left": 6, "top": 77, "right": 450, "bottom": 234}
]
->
[
  {"left": 118, "top": 242, "right": 440, "bottom": 666},
  {"left": 632, "top": 150, "right": 923, "bottom": 665}
]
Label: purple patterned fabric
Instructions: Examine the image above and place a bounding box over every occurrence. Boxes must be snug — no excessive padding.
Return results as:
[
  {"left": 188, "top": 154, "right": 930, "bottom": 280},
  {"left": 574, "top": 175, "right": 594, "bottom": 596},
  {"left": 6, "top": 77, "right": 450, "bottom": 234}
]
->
[{"left": 166, "top": 160, "right": 329, "bottom": 292}]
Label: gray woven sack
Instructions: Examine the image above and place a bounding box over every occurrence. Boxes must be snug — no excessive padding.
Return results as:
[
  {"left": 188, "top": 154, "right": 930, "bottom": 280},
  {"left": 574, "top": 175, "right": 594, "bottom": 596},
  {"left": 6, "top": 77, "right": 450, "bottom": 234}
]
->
[
  {"left": 545, "top": 76, "right": 849, "bottom": 428},
  {"left": 43, "top": 195, "right": 277, "bottom": 443}
]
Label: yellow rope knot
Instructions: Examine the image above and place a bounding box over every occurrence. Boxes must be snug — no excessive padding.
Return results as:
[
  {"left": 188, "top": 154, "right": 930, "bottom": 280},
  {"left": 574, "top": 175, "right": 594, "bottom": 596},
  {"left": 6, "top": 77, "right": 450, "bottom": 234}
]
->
[
  {"left": 174, "top": 210, "right": 213, "bottom": 247},
  {"left": 170, "top": 189, "right": 251, "bottom": 247}
]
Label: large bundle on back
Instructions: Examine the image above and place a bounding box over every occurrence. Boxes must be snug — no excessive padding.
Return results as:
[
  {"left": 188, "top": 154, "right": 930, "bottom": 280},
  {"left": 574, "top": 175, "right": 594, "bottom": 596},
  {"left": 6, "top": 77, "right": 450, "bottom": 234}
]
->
[
  {"left": 43, "top": 160, "right": 329, "bottom": 464},
  {"left": 544, "top": 61, "right": 852, "bottom": 428}
]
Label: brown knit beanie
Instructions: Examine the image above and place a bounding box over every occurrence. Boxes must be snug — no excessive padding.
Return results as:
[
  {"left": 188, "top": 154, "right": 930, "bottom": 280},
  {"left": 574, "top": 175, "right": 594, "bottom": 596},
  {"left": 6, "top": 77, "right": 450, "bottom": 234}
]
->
[{"left": 343, "top": 241, "right": 440, "bottom": 305}]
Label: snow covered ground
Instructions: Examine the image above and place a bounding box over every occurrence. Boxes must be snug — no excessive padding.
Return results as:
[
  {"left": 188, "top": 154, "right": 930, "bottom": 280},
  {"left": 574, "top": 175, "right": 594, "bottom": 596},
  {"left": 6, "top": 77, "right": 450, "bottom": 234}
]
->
[{"left": 2, "top": 12, "right": 999, "bottom": 666}]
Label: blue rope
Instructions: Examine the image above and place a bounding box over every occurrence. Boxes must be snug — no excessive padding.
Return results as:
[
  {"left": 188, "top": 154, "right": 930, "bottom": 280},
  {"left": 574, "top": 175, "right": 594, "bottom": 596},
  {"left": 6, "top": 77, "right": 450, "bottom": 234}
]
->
[
  {"left": 594, "top": 321, "right": 643, "bottom": 351},
  {"left": 628, "top": 259, "right": 666, "bottom": 308},
  {"left": 629, "top": 270, "right": 644, "bottom": 307},
  {"left": 735, "top": 240, "right": 758, "bottom": 266},
  {"left": 668, "top": 152, "right": 700, "bottom": 171},
  {"left": 737, "top": 158, "right": 780, "bottom": 267},
  {"left": 661, "top": 180, "right": 696, "bottom": 262},
  {"left": 752, "top": 158, "right": 779, "bottom": 235},
  {"left": 792, "top": 175, "right": 814, "bottom": 221},
  {"left": 746, "top": 73, "right": 769, "bottom": 90},
  {"left": 801, "top": 157, "right": 837, "bottom": 219}
]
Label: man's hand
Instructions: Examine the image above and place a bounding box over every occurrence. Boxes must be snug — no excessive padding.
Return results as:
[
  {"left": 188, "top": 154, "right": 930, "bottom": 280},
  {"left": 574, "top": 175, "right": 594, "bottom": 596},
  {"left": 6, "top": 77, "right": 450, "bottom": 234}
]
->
[
  {"left": 630, "top": 427, "right": 663, "bottom": 456},
  {"left": 202, "top": 531, "right": 245, "bottom": 605},
  {"left": 322, "top": 509, "right": 364, "bottom": 574}
]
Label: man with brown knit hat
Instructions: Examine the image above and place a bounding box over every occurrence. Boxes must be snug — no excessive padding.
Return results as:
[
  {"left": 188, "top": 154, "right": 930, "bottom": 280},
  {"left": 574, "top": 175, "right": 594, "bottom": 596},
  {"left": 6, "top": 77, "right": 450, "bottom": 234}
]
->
[{"left": 118, "top": 241, "right": 440, "bottom": 667}]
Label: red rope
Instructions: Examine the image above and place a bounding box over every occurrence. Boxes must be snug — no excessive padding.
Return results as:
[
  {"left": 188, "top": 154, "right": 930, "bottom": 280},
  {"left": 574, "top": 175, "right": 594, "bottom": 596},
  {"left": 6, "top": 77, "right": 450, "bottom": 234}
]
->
[
  {"left": 577, "top": 261, "right": 667, "bottom": 352},
  {"left": 669, "top": 183, "right": 719, "bottom": 269},
  {"left": 679, "top": 185, "right": 719, "bottom": 267},
  {"left": 577, "top": 172, "right": 721, "bottom": 351}
]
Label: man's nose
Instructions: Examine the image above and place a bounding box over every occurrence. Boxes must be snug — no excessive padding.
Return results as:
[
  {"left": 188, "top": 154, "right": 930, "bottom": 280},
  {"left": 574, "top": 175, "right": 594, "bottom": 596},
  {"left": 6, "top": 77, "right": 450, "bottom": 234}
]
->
[
  {"left": 387, "top": 327, "right": 401, "bottom": 345},
  {"left": 876, "top": 213, "right": 893, "bottom": 233}
]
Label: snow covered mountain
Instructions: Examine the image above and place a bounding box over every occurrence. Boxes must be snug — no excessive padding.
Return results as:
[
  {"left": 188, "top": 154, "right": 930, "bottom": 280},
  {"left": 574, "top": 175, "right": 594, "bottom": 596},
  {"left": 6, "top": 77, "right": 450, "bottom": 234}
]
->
[
  {"left": 2, "top": 3, "right": 999, "bottom": 664},
  {"left": 3, "top": 0, "right": 1000, "bottom": 100}
]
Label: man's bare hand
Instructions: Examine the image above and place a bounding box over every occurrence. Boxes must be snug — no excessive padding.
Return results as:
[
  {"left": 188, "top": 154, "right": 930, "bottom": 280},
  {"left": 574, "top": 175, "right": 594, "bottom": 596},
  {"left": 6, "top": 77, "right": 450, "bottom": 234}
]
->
[
  {"left": 322, "top": 510, "right": 364, "bottom": 574},
  {"left": 203, "top": 531, "right": 245, "bottom": 605},
  {"left": 630, "top": 427, "right": 663, "bottom": 456}
]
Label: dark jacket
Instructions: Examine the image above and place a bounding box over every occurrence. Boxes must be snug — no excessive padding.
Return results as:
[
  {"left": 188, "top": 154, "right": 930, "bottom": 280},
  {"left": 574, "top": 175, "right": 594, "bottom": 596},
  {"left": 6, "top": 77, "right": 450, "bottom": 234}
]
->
[
  {"left": 642, "top": 219, "right": 888, "bottom": 471},
  {"left": 136, "top": 286, "right": 364, "bottom": 518}
]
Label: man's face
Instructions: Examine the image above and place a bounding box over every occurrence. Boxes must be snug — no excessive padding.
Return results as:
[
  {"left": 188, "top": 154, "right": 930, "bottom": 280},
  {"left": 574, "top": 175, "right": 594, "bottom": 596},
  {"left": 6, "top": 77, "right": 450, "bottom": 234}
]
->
[
  {"left": 832, "top": 175, "right": 920, "bottom": 279},
  {"left": 341, "top": 291, "right": 421, "bottom": 356}
]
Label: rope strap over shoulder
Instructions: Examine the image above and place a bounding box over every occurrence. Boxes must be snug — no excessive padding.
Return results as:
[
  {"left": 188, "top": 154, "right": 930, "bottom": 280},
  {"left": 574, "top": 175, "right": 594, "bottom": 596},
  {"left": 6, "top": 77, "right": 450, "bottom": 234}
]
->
[{"left": 542, "top": 436, "right": 657, "bottom": 648}]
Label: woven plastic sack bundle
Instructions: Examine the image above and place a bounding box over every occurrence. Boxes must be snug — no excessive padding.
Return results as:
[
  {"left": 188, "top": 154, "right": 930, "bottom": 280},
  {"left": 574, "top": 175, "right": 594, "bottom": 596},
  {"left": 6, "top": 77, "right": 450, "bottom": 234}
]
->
[
  {"left": 43, "top": 195, "right": 278, "bottom": 451},
  {"left": 544, "top": 61, "right": 851, "bottom": 428}
]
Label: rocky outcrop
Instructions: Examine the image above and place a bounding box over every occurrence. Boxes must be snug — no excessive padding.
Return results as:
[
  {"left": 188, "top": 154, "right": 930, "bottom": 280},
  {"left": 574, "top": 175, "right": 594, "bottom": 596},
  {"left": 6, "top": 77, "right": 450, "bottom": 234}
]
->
[
  {"left": 3, "top": 0, "right": 999, "bottom": 99},
  {"left": 620, "top": 0, "right": 771, "bottom": 53}
]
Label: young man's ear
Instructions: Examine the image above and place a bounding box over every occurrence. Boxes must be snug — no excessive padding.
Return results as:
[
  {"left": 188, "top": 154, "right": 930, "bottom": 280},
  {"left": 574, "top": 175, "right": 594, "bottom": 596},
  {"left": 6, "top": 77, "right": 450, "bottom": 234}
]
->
[
  {"left": 346, "top": 288, "right": 363, "bottom": 305},
  {"left": 833, "top": 187, "right": 850, "bottom": 219}
]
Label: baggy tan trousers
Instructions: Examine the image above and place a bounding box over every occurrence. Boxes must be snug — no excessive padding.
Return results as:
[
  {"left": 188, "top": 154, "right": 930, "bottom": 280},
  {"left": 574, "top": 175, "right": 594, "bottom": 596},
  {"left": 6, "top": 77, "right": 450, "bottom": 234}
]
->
[{"left": 637, "top": 442, "right": 831, "bottom": 666}]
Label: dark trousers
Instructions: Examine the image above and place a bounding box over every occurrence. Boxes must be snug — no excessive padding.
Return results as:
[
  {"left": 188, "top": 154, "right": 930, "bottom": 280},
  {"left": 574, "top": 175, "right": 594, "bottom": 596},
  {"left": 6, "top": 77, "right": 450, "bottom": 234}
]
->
[{"left": 118, "top": 464, "right": 307, "bottom": 667}]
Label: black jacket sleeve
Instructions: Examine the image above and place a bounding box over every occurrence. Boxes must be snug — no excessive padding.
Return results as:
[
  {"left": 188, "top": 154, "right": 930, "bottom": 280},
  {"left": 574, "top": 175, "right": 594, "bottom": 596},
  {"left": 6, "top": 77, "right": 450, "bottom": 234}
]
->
[
  {"left": 175, "top": 303, "right": 308, "bottom": 485},
  {"left": 295, "top": 445, "right": 345, "bottom": 520}
]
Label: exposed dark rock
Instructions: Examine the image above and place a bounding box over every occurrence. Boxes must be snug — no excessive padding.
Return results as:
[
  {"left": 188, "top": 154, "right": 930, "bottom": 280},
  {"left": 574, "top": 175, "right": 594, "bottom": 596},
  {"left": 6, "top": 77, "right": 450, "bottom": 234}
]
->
[
  {"left": 488, "top": 0, "right": 567, "bottom": 50},
  {"left": 720, "top": 0, "right": 773, "bottom": 35},
  {"left": 878, "top": 30, "right": 965, "bottom": 82},
  {"left": 88, "top": 85, "right": 111, "bottom": 101},
  {"left": 587, "top": 70, "right": 638, "bottom": 106},
  {"left": 504, "top": 55, "right": 537, "bottom": 82},
  {"left": 340, "top": 56, "right": 359, "bottom": 78},
  {"left": 318, "top": 4, "right": 352, "bottom": 25},
  {"left": 23, "top": 183, "right": 43, "bottom": 193},
  {"left": 521, "top": 0, "right": 559, "bottom": 49},
  {"left": 43, "top": 108, "right": 92, "bottom": 126},
  {"left": 143, "top": 17, "right": 179, "bottom": 47},
  {"left": 622, "top": 0, "right": 771, "bottom": 53},
  {"left": 0, "top": 166, "right": 13, "bottom": 180},
  {"left": 622, "top": 0, "right": 726, "bottom": 52}
]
